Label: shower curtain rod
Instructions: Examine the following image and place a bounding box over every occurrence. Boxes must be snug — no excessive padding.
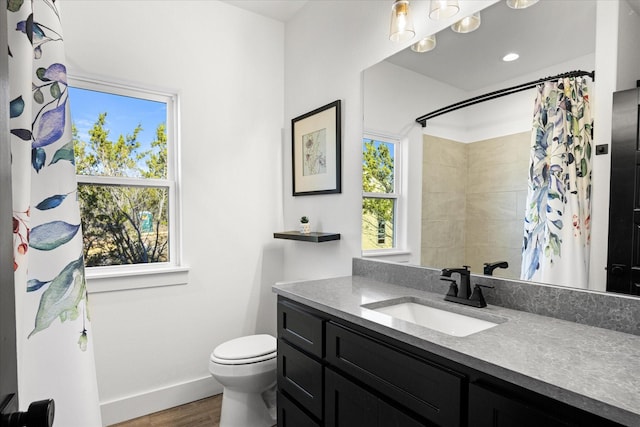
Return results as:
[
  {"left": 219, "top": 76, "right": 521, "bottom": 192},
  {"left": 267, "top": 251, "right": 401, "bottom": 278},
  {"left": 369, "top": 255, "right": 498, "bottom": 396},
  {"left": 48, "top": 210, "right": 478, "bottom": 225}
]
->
[{"left": 415, "top": 69, "right": 595, "bottom": 128}]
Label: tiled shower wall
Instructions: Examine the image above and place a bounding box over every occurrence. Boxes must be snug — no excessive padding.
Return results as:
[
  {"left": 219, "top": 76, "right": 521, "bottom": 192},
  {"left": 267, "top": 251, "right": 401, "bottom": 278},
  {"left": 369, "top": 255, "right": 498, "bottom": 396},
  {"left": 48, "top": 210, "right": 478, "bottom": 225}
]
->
[
  {"left": 421, "top": 135, "right": 467, "bottom": 269},
  {"left": 422, "top": 132, "right": 530, "bottom": 279}
]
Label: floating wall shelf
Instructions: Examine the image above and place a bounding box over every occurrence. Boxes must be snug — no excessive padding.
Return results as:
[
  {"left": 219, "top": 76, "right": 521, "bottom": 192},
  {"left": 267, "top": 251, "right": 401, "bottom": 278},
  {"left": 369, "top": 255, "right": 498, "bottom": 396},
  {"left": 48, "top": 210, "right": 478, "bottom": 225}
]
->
[{"left": 273, "top": 231, "right": 341, "bottom": 243}]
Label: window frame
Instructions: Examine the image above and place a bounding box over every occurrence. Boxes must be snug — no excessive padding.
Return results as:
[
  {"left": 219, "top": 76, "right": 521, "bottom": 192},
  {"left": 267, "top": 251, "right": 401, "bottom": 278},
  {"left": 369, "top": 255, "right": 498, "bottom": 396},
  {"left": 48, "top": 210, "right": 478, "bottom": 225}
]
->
[
  {"left": 69, "top": 76, "right": 187, "bottom": 292},
  {"left": 362, "top": 133, "right": 403, "bottom": 255}
]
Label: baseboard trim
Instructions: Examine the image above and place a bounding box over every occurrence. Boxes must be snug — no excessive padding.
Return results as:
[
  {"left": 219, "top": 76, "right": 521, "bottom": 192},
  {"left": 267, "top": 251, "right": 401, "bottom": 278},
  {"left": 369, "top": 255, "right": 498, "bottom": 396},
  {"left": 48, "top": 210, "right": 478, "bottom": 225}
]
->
[{"left": 100, "top": 376, "right": 222, "bottom": 426}]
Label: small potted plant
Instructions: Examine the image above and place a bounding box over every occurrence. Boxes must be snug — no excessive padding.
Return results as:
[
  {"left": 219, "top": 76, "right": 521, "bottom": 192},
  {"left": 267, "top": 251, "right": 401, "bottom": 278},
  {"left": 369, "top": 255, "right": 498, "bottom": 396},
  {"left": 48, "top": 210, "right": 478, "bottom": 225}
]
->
[{"left": 300, "top": 216, "right": 311, "bottom": 234}]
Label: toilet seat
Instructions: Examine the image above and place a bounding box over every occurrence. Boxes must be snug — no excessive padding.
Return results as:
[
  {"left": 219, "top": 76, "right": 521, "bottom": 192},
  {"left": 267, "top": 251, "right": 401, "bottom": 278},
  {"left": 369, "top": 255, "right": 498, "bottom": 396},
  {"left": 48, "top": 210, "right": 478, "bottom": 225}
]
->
[{"left": 211, "top": 334, "right": 277, "bottom": 365}]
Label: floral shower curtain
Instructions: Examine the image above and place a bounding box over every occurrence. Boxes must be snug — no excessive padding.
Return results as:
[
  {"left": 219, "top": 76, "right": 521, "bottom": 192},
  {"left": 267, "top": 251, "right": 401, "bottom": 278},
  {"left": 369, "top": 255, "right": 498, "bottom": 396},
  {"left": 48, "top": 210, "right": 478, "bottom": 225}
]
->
[
  {"left": 521, "top": 77, "right": 592, "bottom": 288},
  {"left": 8, "top": 1, "right": 101, "bottom": 425}
]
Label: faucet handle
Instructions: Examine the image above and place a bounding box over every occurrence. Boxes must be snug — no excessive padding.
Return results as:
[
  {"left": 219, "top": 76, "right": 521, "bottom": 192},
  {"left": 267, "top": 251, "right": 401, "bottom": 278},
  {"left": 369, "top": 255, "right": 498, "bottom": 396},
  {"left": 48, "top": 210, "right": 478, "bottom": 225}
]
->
[
  {"left": 441, "top": 278, "right": 458, "bottom": 297},
  {"left": 469, "top": 284, "right": 493, "bottom": 308}
]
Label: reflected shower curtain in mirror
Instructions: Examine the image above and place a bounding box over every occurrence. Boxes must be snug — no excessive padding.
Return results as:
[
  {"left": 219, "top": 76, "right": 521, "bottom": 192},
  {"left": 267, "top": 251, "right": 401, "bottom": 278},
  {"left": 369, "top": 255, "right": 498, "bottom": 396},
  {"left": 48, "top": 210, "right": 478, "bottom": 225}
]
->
[
  {"left": 521, "top": 77, "right": 592, "bottom": 288},
  {"left": 8, "top": 0, "right": 102, "bottom": 425}
]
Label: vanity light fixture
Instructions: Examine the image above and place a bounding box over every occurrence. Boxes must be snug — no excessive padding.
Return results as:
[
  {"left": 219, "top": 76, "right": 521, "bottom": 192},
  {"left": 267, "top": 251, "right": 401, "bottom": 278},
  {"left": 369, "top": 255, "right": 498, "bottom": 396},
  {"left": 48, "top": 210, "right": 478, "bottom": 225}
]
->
[
  {"left": 389, "top": 0, "right": 416, "bottom": 42},
  {"left": 411, "top": 34, "right": 437, "bottom": 52},
  {"left": 506, "top": 0, "right": 539, "bottom": 9},
  {"left": 502, "top": 52, "right": 520, "bottom": 62},
  {"left": 429, "top": 0, "right": 460, "bottom": 21},
  {"left": 451, "top": 12, "right": 481, "bottom": 33}
]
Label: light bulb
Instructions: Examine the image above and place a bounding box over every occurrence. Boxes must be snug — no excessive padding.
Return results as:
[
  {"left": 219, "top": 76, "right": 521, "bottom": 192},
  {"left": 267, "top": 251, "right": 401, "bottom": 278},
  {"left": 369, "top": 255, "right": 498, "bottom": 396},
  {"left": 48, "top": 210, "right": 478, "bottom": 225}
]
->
[
  {"left": 451, "top": 12, "right": 481, "bottom": 33},
  {"left": 390, "top": 0, "right": 416, "bottom": 42},
  {"left": 506, "top": 0, "right": 539, "bottom": 9},
  {"left": 411, "top": 35, "right": 437, "bottom": 53},
  {"left": 429, "top": 0, "right": 460, "bottom": 20}
]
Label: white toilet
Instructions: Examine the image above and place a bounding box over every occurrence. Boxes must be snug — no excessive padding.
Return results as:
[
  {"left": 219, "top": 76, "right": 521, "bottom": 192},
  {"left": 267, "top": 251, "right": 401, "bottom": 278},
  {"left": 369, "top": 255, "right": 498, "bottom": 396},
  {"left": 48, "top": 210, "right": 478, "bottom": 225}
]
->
[{"left": 209, "top": 334, "right": 277, "bottom": 427}]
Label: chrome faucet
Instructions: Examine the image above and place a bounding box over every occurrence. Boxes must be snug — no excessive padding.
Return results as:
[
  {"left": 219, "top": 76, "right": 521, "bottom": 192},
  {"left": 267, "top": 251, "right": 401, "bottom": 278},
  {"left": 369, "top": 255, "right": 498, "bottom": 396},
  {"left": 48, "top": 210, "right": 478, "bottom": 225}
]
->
[{"left": 441, "top": 266, "right": 493, "bottom": 308}]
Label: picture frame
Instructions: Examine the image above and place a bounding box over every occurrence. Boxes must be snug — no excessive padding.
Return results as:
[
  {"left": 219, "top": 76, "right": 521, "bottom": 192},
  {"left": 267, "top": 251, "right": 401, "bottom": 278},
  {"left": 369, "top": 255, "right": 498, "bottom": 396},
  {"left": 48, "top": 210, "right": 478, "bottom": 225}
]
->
[{"left": 292, "top": 100, "right": 341, "bottom": 196}]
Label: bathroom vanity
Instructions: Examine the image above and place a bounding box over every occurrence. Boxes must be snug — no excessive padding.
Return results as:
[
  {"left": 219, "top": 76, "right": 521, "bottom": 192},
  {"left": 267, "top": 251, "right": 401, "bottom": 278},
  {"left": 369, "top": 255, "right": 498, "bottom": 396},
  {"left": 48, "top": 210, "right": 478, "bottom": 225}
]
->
[{"left": 273, "top": 262, "right": 640, "bottom": 427}]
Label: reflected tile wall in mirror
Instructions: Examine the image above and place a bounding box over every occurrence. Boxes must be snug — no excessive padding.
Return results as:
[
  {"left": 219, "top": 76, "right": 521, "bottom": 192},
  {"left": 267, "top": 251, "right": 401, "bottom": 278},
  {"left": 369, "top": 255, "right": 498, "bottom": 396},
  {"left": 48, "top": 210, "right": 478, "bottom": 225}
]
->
[{"left": 422, "top": 132, "right": 529, "bottom": 279}]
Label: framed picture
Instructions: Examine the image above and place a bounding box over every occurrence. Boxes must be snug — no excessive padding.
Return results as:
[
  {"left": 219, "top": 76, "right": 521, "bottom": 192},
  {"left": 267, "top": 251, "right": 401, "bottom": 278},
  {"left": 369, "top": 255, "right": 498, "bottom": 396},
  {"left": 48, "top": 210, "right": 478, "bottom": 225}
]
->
[{"left": 292, "top": 100, "right": 341, "bottom": 196}]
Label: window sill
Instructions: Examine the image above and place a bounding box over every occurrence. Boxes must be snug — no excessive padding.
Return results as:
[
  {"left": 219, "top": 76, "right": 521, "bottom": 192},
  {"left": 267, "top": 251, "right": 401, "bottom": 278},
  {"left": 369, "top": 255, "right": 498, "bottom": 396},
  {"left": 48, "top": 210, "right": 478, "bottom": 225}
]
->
[
  {"left": 86, "top": 265, "right": 189, "bottom": 293},
  {"left": 362, "top": 250, "right": 412, "bottom": 263}
]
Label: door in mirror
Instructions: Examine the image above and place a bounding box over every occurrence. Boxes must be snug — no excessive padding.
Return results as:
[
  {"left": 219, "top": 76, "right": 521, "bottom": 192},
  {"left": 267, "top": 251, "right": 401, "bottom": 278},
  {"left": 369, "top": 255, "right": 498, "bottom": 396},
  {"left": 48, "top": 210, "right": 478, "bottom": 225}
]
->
[{"left": 607, "top": 87, "right": 640, "bottom": 296}]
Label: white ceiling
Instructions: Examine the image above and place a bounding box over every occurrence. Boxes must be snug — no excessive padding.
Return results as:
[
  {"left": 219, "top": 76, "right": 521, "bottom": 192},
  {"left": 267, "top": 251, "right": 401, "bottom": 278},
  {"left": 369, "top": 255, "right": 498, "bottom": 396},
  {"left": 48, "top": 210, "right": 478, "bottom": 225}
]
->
[
  {"left": 221, "top": 0, "right": 308, "bottom": 22},
  {"left": 221, "top": 0, "right": 629, "bottom": 92},
  {"left": 385, "top": 0, "right": 598, "bottom": 91}
]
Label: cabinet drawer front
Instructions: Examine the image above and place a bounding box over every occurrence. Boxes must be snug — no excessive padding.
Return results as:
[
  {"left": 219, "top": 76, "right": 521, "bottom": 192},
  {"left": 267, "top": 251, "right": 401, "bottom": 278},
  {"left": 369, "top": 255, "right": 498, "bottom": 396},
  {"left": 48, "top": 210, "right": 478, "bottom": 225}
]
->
[
  {"left": 326, "top": 368, "right": 432, "bottom": 427},
  {"left": 278, "top": 299, "right": 324, "bottom": 358},
  {"left": 277, "top": 391, "right": 320, "bottom": 427},
  {"left": 326, "top": 322, "right": 463, "bottom": 427},
  {"left": 277, "top": 339, "right": 323, "bottom": 419}
]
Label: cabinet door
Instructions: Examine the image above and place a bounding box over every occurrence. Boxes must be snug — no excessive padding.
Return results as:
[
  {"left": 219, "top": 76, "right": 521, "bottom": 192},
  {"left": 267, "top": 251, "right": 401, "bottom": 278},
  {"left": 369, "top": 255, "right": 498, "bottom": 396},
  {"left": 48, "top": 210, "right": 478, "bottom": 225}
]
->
[
  {"left": 325, "top": 368, "right": 377, "bottom": 427},
  {"left": 326, "top": 322, "right": 463, "bottom": 426},
  {"left": 277, "top": 339, "right": 323, "bottom": 419},
  {"left": 325, "top": 368, "right": 432, "bottom": 427},
  {"left": 277, "top": 391, "right": 320, "bottom": 427},
  {"left": 468, "top": 383, "right": 575, "bottom": 427}
]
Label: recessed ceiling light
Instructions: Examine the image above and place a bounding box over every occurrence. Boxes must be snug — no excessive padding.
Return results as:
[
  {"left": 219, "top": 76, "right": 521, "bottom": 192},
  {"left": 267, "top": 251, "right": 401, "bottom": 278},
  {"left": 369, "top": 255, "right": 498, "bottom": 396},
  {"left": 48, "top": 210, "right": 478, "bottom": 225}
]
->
[{"left": 502, "top": 53, "right": 519, "bottom": 62}]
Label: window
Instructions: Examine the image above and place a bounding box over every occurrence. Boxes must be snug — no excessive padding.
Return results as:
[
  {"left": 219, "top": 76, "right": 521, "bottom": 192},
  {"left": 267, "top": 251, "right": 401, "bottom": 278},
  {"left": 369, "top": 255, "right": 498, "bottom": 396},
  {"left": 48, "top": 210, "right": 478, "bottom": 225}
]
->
[
  {"left": 362, "top": 137, "right": 398, "bottom": 251},
  {"left": 69, "top": 78, "right": 180, "bottom": 273}
]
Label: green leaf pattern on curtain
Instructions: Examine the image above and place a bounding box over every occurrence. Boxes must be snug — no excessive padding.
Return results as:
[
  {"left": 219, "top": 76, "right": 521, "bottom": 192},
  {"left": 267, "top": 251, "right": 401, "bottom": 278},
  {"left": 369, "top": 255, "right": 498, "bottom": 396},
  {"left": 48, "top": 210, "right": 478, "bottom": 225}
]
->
[
  {"left": 8, "top": 0, "right": 89, "bottom": 346},
  {"left": 8, "top": 2, "right": 102, "bottom": 424},
  {"left": 521, "top": 77, "right": 592, "bottom": 286}
]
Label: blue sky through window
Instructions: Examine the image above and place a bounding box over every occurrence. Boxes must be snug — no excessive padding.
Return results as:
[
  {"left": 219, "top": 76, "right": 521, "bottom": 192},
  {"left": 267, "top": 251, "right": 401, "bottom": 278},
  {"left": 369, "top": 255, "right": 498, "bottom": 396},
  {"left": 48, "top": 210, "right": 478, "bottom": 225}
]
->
[
  {"left": 68, "top": 86, "right": 166, "bottom": 154},
  {"left": 363, "top": 138, "right": 395, "bottom": 159}
]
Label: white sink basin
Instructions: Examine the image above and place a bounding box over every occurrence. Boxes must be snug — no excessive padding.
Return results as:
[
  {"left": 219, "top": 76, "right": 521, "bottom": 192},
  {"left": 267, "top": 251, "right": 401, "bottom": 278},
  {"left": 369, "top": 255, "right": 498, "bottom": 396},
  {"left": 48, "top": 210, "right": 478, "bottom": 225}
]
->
[{"left": 365, "top": 300, "right": 500, "bottom": 337}]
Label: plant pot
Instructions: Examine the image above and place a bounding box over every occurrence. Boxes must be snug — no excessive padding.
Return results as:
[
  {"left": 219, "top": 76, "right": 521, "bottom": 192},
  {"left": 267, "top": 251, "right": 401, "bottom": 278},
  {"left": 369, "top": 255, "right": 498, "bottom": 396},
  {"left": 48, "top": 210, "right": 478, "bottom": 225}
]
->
[{"left": 300, "top": 223, "right": 311, "bottom": 234}]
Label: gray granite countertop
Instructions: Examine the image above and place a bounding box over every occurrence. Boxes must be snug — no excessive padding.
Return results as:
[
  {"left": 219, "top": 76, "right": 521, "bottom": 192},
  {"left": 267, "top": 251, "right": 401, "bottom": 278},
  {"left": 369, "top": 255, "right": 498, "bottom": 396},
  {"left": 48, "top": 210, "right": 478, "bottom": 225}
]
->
[{"left": 273, "top": 276, "right": 640, "bottom": 427}]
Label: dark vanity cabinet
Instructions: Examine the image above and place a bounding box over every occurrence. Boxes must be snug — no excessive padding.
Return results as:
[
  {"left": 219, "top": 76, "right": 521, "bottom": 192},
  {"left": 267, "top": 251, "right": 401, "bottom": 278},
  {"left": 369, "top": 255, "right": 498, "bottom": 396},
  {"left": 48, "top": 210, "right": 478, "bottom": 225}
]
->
[
  {"left": 277, "top": 298, "right": 437, "bottom": 427},
  {"left": 276, "top": 297, "right": 623, "bottom": 427}
]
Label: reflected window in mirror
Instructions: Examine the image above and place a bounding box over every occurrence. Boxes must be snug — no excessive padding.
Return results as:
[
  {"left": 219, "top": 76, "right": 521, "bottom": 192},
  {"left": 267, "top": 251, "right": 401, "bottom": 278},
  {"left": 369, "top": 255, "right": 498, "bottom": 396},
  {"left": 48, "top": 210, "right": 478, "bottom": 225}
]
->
[{"left": 362, "top": 136, "right": 400, "bottom": 251}]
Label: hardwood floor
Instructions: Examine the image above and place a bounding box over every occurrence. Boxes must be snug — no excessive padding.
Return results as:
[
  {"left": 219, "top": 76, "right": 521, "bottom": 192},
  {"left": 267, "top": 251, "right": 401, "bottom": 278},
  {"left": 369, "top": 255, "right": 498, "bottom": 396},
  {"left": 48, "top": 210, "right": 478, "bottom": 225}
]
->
[{"left": 109, "top": 395, "right": 222, "bottom": 427}]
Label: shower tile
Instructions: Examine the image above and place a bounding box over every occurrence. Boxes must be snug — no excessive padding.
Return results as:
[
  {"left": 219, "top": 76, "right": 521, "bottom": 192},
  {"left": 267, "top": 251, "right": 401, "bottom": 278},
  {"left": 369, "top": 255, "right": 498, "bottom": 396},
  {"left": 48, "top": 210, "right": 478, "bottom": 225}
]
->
[
  {"left": 467, "top": 192, "right": 518, "bottom": 220},
  {"left": 423, "top": 192, "right": 466, "bottom": 221}
]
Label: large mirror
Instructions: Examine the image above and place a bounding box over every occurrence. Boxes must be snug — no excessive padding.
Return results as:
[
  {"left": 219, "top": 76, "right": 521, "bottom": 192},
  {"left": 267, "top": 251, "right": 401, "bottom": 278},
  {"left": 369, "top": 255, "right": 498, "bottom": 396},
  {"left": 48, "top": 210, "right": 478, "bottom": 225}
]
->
[{"left": 363, "top": 0, "right": 640, "bottom": 295}]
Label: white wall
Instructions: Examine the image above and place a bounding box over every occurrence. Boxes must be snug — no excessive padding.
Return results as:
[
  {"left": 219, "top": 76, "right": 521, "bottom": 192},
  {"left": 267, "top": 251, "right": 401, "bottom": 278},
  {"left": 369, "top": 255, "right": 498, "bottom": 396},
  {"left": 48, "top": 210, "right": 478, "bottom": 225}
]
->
[
  {"left": 61, "top": 2, "right": 284, "bottom": 425},
  {"left": 590, "top": 0, "right": 620, "bottom": 292},
  {"left": 283, "top": 0, "right": 496, "bottom": 280},
  {"left": 617, "top": 0, "right": 640, "bottom": 90}
]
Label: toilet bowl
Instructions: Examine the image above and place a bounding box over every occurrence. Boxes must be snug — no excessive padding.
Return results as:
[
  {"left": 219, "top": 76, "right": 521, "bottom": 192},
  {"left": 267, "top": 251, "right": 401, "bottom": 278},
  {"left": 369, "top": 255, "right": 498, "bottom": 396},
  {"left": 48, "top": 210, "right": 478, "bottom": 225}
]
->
[{"left": 209, "top": 334, "right": 277, "bottom": 427}]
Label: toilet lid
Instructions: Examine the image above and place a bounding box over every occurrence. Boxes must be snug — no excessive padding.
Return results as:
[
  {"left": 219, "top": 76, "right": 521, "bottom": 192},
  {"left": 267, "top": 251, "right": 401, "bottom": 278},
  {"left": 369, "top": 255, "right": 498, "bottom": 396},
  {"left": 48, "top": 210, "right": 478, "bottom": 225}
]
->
[{"left": 213, "top": 334, "right": 276, "bottom": 361}]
